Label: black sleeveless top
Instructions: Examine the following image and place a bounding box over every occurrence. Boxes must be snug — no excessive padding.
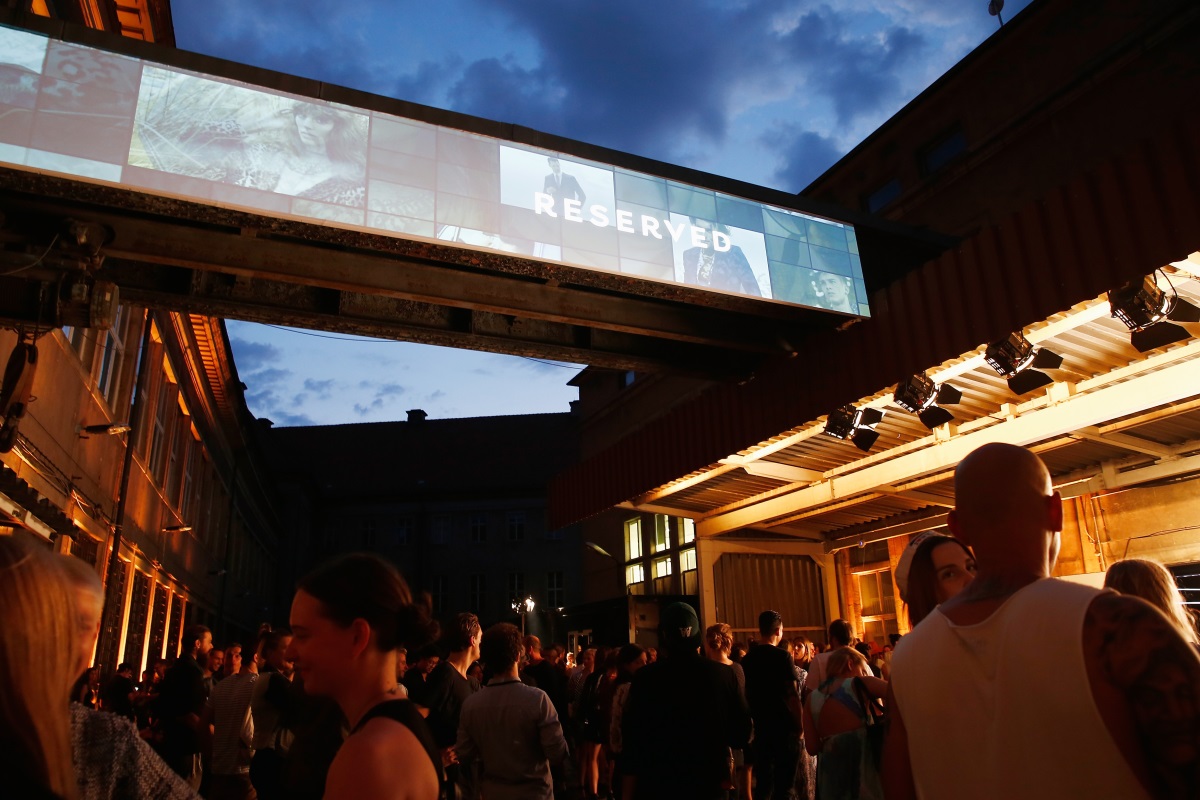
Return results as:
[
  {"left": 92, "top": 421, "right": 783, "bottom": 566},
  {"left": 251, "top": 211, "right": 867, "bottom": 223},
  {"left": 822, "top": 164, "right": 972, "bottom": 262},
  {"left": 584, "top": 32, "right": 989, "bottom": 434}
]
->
[{"left": 349, "top": 699, "right": 443, "bottom": 792}]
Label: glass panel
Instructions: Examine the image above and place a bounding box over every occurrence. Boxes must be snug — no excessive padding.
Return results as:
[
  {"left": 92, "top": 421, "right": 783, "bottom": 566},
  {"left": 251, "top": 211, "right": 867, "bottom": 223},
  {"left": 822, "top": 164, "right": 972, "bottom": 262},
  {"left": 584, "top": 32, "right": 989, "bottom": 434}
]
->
[
  {"left": 653, "top": 515, "right": 670, "bottom": 553},
  {"left": 858, "top": 572, "right": 883, "bottom": 617},
  {"left": 680, "top": 548, "right": 696, "bottom": 571},
  {"left": 625, "top": 519, "right": 642, "bottom": 560}
]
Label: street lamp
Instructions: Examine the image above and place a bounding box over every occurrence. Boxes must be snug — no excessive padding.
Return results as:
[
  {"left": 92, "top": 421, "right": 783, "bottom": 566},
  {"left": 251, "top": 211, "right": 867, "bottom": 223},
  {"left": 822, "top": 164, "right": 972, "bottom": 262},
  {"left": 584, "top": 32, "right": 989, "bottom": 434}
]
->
[{"left": 512, "top": 595, "right": 536, "bottom": 635}]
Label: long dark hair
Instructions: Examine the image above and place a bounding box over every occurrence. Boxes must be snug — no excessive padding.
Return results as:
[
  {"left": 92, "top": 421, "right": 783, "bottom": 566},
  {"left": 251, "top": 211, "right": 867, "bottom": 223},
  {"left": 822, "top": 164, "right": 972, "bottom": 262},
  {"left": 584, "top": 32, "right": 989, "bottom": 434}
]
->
[
  {"left": 905, "top": 536, "right": 974, "bottom": 627},
  {"left": 297, "top": 553, "right": 438, "bottom": 652}
]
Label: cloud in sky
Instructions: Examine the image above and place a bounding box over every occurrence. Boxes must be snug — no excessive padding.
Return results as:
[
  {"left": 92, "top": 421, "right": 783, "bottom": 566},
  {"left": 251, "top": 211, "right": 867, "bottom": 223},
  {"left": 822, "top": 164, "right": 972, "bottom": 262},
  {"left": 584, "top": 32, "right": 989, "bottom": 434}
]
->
[
  {"left": 186, "top": 1, "right": 1033, "bottom": 426},
  {"left": 173, "top": 0, "right": 1034, "bottom": 191},
  {"left": 229, "top": 338, "right": 283, "bottom": 373}
]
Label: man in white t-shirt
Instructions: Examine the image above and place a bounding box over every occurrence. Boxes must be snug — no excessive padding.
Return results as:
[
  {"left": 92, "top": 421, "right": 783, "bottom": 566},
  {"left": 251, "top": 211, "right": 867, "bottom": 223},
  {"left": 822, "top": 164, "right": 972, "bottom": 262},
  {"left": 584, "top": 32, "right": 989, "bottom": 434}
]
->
[
  {"left": 884, "top": 443, "right": 1200, "bottom": 800},
  {"left": 204, "top": 643, "right": 259, "bottom": 800},
  {"left": 803, "top": 619, "right": 854, "bottom": 692}
]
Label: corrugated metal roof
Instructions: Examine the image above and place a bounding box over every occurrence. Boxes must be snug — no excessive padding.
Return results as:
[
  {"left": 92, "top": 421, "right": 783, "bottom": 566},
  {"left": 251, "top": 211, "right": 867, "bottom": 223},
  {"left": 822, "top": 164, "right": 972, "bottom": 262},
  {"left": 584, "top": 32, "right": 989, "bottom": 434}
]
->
[{"left": 550, "top": 112, "right": 1200, "bottom": 530}]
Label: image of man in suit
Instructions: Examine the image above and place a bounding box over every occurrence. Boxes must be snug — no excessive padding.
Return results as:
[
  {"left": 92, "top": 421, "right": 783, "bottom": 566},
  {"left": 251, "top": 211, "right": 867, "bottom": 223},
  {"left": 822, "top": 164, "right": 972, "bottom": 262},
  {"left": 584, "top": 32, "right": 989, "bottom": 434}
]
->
[
  {"left": 682, "top": 218, "right": 763, "bottom": 297},
  {"left": 544, "top": 156, "right": 586, "bottom": 213}
]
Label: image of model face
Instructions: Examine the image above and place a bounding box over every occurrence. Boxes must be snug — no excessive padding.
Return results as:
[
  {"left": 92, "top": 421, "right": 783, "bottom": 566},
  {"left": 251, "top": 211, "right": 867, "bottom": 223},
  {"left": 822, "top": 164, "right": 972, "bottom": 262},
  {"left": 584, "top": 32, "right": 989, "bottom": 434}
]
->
[
  {"left": 817, "top": 273, "right": 850, "bottom": 306},
  {"left": 295, "top": 108, "right": 336, "bottom": 152}
]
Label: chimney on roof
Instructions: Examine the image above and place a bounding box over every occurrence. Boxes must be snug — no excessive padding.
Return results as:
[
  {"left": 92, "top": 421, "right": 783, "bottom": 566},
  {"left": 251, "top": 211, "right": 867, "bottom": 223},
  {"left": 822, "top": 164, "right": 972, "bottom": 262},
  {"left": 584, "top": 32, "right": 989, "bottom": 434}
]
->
[{"left": 407, "top": 409, "right": 428, "bottom": 423}]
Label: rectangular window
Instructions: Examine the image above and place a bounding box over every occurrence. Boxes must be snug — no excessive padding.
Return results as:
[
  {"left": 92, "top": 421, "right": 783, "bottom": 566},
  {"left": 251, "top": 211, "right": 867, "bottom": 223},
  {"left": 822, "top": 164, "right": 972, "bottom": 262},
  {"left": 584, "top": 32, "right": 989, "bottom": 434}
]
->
[
  {"left": 396, "top": 515, "right": 415, "bottom": 546},
  {"left": 428, "top": 516, "right": 447, "bottom": 546},
  {"left": 96, "top": 305, "right": 126, "bottom": 405},
  {"left": 470, "top": 513, "right": 488, "bottom": 544},
  {"left": 680, "top": 548, "right": 697, "bottom": 572},
  {"left": 546, "top": 571, "right": 564, "bottom": 608},
  {"left": 148, "top": 381, "right": 173, "bottom": 481},
  {"left": 180, "top": 442, "right": 197, "bottom": 521},
  {"left": 362, "top": 518, "right": 376, "bottom": 548},
  {"left": 864, "top": 178, "right": 902, "bottom": 213},
  {"left": 508, "top": 571, "right": 525, "bottom": 600},
  {"left": 919, "top": 126, "right": 967, "bottom": 176},
  {"left": 652, "top": 555, "right": 673, "bottom": 579},
  {"left": 625, "top": 518, "right": 642, "bottom": 561},
  {"left": 431, "top": 575, "right": 447, "bottom": 615},
  {"left": 625, "top": 563, "right": 645, "bottom": 589},
  {"left": 857, "top": 569, "right": 897, "bottom": 618},
  {"left": 680, "top": 518, "right": 696, "bottom": 544},
  {"left": 507, "top": 511, "right": 526, "bottom": 542},
  {"left": 166, "top": 413, "right": 189, "bottom": 507},
  {"left": 653, "top": 515, "right": 670, "bottom": 553},
  {"left": 469, "top": 574, "right": 486, "bottom": 613}
]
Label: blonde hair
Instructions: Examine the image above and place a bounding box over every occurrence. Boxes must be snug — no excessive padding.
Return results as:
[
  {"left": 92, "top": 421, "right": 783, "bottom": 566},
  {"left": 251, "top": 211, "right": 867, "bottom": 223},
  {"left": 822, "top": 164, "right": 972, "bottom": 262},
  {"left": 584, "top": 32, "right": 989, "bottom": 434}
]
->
[
  {"left": 1104, "top": 559, "right": 1199, "bottom": 644},
  {"left": 825, "top": 645, "right": 870, "bottom": 678},
  {"left": 0, "top": 538, "right": 79, "bottom": 798}
]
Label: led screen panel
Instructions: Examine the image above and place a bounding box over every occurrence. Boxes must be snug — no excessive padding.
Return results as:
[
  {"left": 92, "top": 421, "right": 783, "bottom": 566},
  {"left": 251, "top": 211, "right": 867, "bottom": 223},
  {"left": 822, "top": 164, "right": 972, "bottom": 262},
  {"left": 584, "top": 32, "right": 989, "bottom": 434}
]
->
[{"left": 0, "top": 24, "right": 869, "bottom": 316}]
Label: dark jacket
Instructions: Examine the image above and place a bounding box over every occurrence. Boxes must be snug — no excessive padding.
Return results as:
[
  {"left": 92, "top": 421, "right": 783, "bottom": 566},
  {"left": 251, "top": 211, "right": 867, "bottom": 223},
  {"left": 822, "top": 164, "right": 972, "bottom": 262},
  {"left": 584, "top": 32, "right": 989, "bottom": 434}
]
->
[{"left": 621, "top": 649, "right": 751, "bottom": 800}]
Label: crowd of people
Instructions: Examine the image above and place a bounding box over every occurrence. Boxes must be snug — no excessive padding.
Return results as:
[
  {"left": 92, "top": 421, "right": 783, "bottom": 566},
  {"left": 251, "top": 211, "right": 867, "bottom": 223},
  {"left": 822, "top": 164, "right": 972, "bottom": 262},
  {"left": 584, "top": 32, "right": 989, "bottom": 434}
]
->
[{"left": 4, "top": 442, "right": 1200, "bottom": 799}]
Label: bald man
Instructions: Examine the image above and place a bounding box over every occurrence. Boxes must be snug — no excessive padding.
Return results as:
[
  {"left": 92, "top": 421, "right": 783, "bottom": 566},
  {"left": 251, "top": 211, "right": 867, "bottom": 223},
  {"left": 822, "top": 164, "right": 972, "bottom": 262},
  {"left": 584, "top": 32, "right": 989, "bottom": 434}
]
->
[{"left": 883, "top": 443, "right": 1200, "bottom": 800}]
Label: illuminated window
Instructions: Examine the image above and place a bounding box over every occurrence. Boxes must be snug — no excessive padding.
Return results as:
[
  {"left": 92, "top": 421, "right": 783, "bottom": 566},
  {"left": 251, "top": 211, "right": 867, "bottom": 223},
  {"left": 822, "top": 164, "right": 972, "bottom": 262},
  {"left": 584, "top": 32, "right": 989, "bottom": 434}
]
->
[
  {"left": 681, "top": 518, "right": 696, "bottom": 544},
  {"left": 625, "top": 563, "right": 645, "bottom": 587},
  {"left": 625, "top": 519, "right": 642, "bottom": 561},
  {"left": 857, "top": 569, "right": 897, "bottom": 618},
  {"left": 653, "top": 515, "right": 670, "bottom": 553},
  {"left": 680, "top": 548, "right": 696, "bottom": 572},
  {"left": 652, "top": 556, "right": 672, "bottom": 579}
]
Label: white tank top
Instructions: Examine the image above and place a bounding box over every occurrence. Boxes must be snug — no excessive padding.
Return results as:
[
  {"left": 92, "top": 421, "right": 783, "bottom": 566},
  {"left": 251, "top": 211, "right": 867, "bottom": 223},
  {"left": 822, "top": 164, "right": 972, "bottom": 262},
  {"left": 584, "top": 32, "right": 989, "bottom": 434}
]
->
[{"left": 890, "top": 578, "right": 1148, "bottom": 800}]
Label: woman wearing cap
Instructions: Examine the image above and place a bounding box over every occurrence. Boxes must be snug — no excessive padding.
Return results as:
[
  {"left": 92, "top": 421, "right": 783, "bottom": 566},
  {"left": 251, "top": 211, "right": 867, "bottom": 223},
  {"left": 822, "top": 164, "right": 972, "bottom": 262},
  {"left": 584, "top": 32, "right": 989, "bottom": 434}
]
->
[
  {"left": 284, "top": 553, "right": 441, "bottom": 800},
  {"left": 895, "top": 532, "right": 977, "bottom": 628}
]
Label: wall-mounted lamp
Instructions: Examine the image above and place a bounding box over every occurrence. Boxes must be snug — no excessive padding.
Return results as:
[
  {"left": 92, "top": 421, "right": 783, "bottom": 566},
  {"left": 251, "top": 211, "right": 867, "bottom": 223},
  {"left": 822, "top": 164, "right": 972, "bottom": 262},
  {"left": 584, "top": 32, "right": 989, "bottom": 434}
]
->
[{"left": 77, "top": 422, "right": 131, "bottom": 438}]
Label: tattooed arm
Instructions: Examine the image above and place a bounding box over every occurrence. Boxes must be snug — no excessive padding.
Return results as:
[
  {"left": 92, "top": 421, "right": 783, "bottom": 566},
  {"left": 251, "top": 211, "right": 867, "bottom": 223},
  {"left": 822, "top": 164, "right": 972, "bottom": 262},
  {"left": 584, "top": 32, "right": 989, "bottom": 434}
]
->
[{"left": 1084, "top": 591, "right": 1200, "bottom": 799}]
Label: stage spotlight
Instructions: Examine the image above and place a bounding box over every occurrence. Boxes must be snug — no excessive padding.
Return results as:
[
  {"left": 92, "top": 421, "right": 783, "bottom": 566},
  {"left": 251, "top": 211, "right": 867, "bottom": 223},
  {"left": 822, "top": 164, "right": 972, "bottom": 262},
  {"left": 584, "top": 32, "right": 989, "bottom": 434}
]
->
[
  {"left": 984, "top": 332, "right": 1064, "bottom": 395},
  {"left": 1109, "top": 273, "right": 1200, "bottom": 353},
  {"left": 894, "top": 372, "right": 962, "bottom": 429},
  {"left": 823, "top": 404, "right": 885, "bottom": 452}
]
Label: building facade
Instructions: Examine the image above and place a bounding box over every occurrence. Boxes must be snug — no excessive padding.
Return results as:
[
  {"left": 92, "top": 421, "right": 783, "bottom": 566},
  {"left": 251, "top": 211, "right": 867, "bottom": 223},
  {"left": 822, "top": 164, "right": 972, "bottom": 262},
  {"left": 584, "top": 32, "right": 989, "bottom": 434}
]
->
[
  {"left": 265, "top": 410, "right": 581, "bottom": 639},
  {"left": 0, "top": 309, "right": 282, "bottom": 674},
  {"left": 562, "top": 0, "right": 1200, "bottom": 647}
]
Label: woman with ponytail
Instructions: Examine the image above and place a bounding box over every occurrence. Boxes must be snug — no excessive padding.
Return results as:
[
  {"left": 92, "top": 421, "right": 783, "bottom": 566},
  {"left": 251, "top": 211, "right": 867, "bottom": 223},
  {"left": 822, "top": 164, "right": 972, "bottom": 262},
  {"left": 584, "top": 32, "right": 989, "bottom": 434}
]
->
[{"left": 285, "top": 553, "right": 441, "bottom": 800}]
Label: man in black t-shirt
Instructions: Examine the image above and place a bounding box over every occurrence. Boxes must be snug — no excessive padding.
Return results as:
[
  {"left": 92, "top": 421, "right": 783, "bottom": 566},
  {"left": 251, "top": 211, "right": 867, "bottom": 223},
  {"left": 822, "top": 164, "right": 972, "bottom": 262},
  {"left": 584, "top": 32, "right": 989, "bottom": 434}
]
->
[
  {"left": 621, "top": 602, "right": 751, "bottom": 800},
  {"left": 158, "top": 624, "right": 213, "bottom": 789},
  {"left": 101, "top": 662, "right": 137, "bottom": 720},
  {"left": 425, "top": 613, "right": 483, "bottom": 800},
  {"left": 740, "top": 610, "right": 803, "bottom": 800}
]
